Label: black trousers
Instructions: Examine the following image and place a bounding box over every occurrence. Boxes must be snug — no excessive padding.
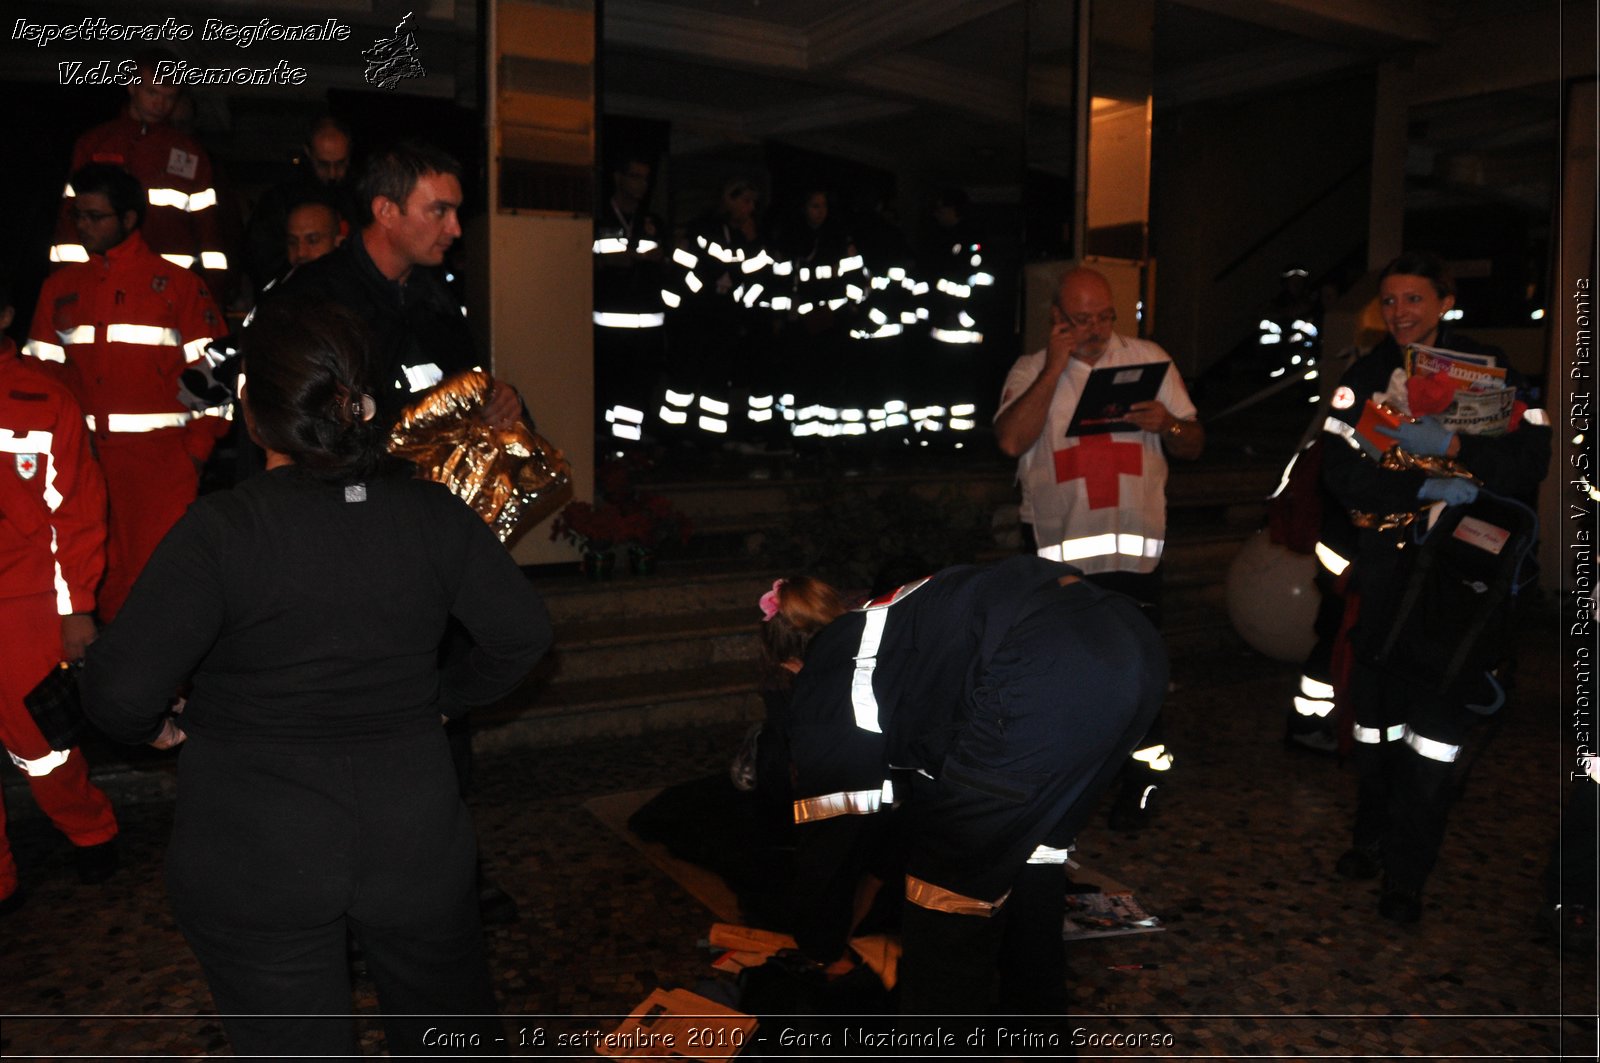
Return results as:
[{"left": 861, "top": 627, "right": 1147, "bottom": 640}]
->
[
  {"left": 899, "top": 586, "right": 1166, "bottom": 1013},
  {"left": 1347, "top": 659, "right": 1475, "bottom": 892},
  {"left": 1019, "top": 527, "right": 1170, "bottom": 785},
  {"left": 899, "top": 862, "right": 1070, "bottom": 1016},
  {"left": 167, "top": 729, "right": 502, "bottom": 1059}
]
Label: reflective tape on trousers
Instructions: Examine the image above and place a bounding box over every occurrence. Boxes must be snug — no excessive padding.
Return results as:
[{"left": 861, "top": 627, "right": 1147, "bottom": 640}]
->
[
  {"left": 792, "top": 782, "right": 893, "bottom": 824},
  {"left": 1300, "top": 675, "right": 1335, "bottom": 699},
  {"left": 904, "top": 874, "right": 1008, "bottom": 917},
  {"left": 1293, "top": 695, "right": 1335, "bottom": 718},
  {"left": 1404, "top": 726, "right": 1461, "bottom": 763},
  {"left": 9, "top": 747, "right": 72, "bottom": 778},
  {"left": 1352, "top": 723, "right": 1406, "bottom": 744}
]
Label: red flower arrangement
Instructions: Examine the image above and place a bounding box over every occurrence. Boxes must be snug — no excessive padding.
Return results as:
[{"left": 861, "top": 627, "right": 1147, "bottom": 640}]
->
[
  {"left": 550, "top": 500, "right": 633, "bottom": 551},
  {"left": 550, "top": 457, "right": 692, "bottom": 555},
  {"left": 635, "top": 492, "right": 692, "bottom": 549}
]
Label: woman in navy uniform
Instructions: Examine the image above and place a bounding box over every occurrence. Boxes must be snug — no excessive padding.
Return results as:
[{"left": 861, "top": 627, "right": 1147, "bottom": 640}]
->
[{"left": 1321, "top": 252, "right": 1550, "bottom": 922}]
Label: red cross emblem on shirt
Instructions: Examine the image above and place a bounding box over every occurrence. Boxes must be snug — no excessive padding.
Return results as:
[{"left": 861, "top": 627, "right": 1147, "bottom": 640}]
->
[
  {"left": 1053, "top": 433, "right": 1142, "bottom": 509},
  {"left": 15, "top": 453, "right": 39, "bottom": 480}
]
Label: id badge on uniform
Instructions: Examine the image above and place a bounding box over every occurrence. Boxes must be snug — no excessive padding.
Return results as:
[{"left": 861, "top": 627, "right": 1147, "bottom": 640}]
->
[{"left": 167, "top": 147, "right": 199, "bottom": 181}]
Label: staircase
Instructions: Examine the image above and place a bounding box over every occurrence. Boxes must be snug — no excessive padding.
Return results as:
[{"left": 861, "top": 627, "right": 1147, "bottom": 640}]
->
[
  {"left": 474, "top": 448, "right": 1285, "bottom": 750},
  {"left": 17, "top": 444, "right": 1288, "bottom": 812}
]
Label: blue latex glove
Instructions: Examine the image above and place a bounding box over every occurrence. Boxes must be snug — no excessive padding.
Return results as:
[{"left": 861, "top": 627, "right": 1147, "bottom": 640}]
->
[
  {"left": 1379, "top": 415, "right": 1455, "bottom": 456},
  {"left": 1417, "top": 477, "right": 1479, "bottom": 506}
]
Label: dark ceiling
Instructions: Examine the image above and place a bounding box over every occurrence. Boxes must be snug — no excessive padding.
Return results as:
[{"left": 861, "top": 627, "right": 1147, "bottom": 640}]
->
[{"left": 0, "top": 0, "right": 1583, "bottom": 213}]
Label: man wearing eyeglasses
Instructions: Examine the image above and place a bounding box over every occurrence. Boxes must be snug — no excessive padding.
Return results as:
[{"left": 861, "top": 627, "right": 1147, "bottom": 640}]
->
[
  {"left": 995, "top": 266, "right": 1202, "bottom": 828},
  {"left": 50, "top": 50, "right": 228, "bottom": 286},
  {"left": 24, "top": 164, "right": 226, "bottom": 621}
]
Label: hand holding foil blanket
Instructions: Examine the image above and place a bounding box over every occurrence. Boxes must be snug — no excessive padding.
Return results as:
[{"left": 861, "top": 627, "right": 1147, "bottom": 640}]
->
[{"left": 387, "top": 369, "right": 572, "bottom": 544}]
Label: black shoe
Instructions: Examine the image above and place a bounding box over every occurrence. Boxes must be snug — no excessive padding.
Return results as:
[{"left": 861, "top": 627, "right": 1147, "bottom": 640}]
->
[
  {"left": 0, "top": 888, "right": 26, "bottom": 916},
  {"left": 1378, "top": 881, "right": 1423, "bottom": 923},
  {"left": 1108, "top": 781, "right": 1158, "bottom": 832},
  {"left": 1285, "top": 726, "right": 1339, "bottom": 755},
  {"left": 1335, "top": 843, "right": 1382, "bottom": 881},
  {"left": 75, "top": 839, "right": 120, "bottom": 884}
]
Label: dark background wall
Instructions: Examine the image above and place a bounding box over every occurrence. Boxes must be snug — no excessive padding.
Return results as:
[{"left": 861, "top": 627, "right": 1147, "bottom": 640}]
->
[{"left": 1150, "top": 71, "right": 1375, "bottom": 378}]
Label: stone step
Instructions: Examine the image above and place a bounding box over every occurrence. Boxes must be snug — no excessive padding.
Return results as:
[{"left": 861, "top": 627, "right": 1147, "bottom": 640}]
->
[
  {"left": 653, "top": 461, "right": 1280, "bottom": 533},
  {"left": 547, "top": 607, "right": 757, "bottom": 682},
  {"left": 534, "top": 564, "right": 777, "bottom": 624},
  {"left": 15, "top": 453, "right": 1286, "bottom": 803},
  {"left": 535, "top": 545, "right": 1246, "bottom": 688},
  {"left": 21, "top": 583, "right": 1253, "bottom": 809},
  {"left": 574, "top": 457, "right": 1274, "bottom": 542},
  {"left": 477, "top": 660, "right": 763, "bottom": 750},
  {"left": 533, "top": 519, "right": 1256, "bottom": 633},
  {"left": 470, "top": 586, "right": 1246, "bottom": 749}
]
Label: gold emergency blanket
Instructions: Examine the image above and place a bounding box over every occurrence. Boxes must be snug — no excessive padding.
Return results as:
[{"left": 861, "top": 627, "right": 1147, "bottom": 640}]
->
[
  {"left": 1349, "top": 443, "right": 1477, "bottom": 533},
  {"left": 387, "top": 369, "right": 572, "bottom": 544}
]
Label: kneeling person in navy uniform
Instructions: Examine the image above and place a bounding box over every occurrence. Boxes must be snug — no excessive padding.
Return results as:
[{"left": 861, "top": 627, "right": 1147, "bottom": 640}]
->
[{"left": 783, "top": 555, "right": 1167, "bottom": 1015}]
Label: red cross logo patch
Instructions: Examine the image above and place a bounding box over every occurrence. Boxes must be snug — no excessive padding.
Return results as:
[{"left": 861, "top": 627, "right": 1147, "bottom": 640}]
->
[
  {"left": 1053, "top": 433, "right": 1142, "bottom": 509},
  {"left": 15, "top": 453, "right": 39, "bottom": 480}
]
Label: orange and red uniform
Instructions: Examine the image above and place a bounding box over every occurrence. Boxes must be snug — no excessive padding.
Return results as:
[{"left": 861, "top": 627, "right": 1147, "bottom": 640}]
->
[
  {"left": 24, "top": 230, "right": 227, "bottom": 619},
  {"left": 0, "top": 341, "right": 119, "bottom": 901},
  {"left": 52, "top": 112, "right": 228, "bottom": 277}
]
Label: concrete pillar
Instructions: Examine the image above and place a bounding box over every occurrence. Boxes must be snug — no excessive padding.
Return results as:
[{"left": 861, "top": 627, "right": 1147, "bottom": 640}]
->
[{"left": 484, "top": 0, "right": 597, "bottom": 566}]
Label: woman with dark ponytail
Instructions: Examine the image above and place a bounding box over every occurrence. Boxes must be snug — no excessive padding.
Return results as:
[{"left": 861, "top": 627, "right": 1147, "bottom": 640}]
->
[
  {"left": 234, "top": 298, "right": 388, "bottom": 484},
  {"left": 85, "top": 293, "right": 552, "bottom": 1057}
]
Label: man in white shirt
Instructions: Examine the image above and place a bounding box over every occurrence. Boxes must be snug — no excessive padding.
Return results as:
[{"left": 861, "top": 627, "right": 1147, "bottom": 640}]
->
[{"left": 995, "top": 266, "right": 1203, "bottom": 828}]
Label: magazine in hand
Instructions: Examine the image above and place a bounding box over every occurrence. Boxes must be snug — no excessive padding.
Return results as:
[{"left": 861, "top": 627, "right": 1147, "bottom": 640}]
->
[
  {"left": 1404, "top": 343, "right": 1516, "bottom": 436},
  {"left": 1405, "top": 343, "right": 1506, "bottom": 389},
  {"left": 1065, "top": 362, "right": 1169, "bottom": 436}
]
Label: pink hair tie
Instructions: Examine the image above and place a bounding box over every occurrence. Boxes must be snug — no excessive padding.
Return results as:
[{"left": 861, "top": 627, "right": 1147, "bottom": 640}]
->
[{"left": 759, "top": 579, "right": 785, "bottom": 622}]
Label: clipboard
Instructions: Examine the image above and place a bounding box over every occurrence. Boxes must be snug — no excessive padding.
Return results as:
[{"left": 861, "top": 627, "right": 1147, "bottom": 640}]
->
[{"left": 1065, "top": 361, "right": 1169, "bottom": 436}]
